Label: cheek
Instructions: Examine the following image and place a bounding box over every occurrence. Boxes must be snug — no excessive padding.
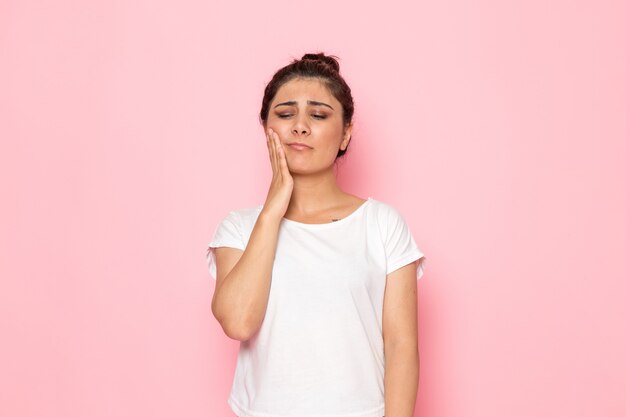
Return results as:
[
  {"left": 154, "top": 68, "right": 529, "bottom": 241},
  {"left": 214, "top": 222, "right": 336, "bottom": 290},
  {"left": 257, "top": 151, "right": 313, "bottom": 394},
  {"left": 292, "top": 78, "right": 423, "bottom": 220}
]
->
[
  {"left": 271, "top": 123, "right": 291, "bottom": 138},
  {"left": 265, "top": 117, "right": 288, "bottom": 135},
  {"left": 320, "top": 123, "right": 345, "bottom": 143}
]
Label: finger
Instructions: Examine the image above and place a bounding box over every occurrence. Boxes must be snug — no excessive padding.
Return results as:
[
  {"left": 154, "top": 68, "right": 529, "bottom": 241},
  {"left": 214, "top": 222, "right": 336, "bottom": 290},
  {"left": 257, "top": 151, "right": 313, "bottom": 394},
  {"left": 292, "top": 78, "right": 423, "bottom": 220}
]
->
[
  {"left": 273, "top": 133, "right": 284, "bottom": 163},
  {"left": 271, "top": 130, "right": 279, "bottom": 175},
  {"left": 277, "top": 138, "right": 290, "bottom": 176},
  {"left": 272, "top": 131, "right": 281, "bottom": 175},
  {"left": 265, "top": 129, "right": 271, "bottom": 156},
  {"left": 267, "top": 129, "right": 277, "bottom": 175}
]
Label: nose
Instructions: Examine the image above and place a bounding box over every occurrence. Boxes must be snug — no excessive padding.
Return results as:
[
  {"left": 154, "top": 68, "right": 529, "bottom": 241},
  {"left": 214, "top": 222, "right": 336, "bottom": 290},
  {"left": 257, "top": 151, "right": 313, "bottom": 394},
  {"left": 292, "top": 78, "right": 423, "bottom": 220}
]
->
[{"left": 291, "top": 114, "right": 310, "bottom": 136}]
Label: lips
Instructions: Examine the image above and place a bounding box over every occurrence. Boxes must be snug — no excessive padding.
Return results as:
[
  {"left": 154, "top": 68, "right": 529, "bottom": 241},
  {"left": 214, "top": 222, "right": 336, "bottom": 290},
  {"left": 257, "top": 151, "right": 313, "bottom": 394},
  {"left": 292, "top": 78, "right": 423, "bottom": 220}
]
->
[{"left": 287, "top": 142, "right": 312, "bottom": 150}]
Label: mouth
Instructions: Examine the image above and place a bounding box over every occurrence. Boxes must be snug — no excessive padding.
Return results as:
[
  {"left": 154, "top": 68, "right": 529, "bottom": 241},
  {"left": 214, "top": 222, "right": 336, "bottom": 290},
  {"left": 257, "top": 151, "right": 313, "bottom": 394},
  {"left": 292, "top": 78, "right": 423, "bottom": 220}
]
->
[{"left": 287, "top": 142, "right": 312, "bottom": 151}]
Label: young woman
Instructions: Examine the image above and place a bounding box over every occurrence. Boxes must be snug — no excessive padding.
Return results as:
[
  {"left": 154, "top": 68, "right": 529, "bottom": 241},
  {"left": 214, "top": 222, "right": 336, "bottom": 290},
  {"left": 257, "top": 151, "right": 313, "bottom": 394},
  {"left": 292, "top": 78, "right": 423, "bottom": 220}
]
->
[{"left": 207, "top": 52, "right": 426, "bottom": 417}]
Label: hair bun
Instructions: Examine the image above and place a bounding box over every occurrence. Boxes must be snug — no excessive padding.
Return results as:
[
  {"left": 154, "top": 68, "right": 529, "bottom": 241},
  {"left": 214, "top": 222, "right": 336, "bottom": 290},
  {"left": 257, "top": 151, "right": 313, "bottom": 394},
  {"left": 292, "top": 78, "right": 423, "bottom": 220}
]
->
[{"left": 301, "top": 52, "right": 340, "bottom": 73}]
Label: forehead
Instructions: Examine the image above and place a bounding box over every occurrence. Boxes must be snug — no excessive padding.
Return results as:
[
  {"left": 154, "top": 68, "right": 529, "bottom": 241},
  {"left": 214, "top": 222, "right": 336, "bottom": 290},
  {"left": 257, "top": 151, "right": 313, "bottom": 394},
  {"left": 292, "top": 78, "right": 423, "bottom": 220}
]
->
[{"left": 272, "top": 77, "right": 338, "bottom": 106}]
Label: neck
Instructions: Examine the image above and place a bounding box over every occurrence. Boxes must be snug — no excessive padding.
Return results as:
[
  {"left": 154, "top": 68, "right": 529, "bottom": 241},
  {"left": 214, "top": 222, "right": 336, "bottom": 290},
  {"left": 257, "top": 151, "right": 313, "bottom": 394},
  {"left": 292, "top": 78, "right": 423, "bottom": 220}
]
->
[{"left": 287, "top": 166, "right": 346, "bottom": 214}]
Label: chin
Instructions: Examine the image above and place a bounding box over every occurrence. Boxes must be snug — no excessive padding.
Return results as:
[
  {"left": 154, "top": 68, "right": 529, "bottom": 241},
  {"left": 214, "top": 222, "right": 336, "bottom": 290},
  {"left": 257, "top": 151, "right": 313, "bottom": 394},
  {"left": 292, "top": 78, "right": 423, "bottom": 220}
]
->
[
  {"left": 287, "top": 162, "right": 335, "bottom": 176},
  {"left": 286, "top": 166, "right": 309, "bottom": 175}
]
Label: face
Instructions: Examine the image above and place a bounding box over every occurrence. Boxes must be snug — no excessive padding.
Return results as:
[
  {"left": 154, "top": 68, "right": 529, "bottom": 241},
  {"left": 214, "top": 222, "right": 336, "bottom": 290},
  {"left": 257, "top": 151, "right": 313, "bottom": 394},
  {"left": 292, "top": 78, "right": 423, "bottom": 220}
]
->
[{"left": 266, "top": 77, "right": 352, "bottom": 174}]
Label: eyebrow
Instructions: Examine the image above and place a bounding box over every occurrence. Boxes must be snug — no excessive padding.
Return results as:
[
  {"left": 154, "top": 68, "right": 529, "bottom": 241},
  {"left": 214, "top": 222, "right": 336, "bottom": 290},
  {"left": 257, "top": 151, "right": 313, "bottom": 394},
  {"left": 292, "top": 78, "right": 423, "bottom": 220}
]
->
[{"left": 273, "top": 100, "right": 334, "bottom": 110}]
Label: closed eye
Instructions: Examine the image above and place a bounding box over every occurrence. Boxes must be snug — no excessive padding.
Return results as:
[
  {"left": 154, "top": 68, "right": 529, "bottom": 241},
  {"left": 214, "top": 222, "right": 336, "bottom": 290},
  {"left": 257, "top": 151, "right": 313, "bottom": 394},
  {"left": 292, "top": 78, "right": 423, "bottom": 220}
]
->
[{"left": 276, "top": 113, "right": 328, "bottom": 120}]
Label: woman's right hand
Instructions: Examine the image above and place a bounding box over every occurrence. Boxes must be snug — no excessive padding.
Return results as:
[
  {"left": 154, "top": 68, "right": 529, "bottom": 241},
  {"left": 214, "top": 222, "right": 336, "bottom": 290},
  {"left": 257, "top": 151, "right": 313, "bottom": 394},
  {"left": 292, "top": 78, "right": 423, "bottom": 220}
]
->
[{"left": 261, "top": 128, "right": 293, "bottom": 221}]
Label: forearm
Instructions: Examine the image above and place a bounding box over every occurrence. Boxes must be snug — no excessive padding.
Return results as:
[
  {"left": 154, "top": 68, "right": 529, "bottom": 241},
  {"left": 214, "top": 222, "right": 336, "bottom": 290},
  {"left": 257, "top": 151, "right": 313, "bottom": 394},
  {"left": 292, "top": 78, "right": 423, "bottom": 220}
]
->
[
  {"left": 384, "top": 342, "right": 420, "bottom": 417},
  {"left": 213, "top": 211, "right": 281, "bottom": 340}
]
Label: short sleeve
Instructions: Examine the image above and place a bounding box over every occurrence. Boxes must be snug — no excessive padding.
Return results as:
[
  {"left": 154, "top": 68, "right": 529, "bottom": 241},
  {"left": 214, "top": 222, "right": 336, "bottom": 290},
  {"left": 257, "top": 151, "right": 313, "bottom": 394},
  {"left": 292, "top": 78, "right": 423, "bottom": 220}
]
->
[
  {"left": 383, "top": 206, "right": 427, "bottom": 279},
  {"left": 206, "top": 210, "right": 245, "bottom": 280}
]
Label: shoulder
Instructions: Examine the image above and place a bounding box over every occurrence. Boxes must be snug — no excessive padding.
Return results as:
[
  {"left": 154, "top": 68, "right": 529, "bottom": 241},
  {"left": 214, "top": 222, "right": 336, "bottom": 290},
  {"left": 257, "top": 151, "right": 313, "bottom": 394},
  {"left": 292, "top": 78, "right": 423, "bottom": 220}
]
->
[
  {"left": 228, "top": 204, "right": 262, "bottom": 218},
  {"left": 366, "top": 197, "right": 414, "bottom": 241},
  {"left": 222, "top": 203, "right": 263, "bottom": 228},
  {"left": 367, "top": 197, "right": 406, "bottom": 222}
]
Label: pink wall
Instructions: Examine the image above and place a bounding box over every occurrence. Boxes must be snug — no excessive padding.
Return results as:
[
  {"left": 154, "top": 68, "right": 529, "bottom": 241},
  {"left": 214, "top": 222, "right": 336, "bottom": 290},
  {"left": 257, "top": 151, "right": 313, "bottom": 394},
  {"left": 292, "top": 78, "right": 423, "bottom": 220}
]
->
[{"left": 1, "top": 1, "right": 625, "bottom": 416}]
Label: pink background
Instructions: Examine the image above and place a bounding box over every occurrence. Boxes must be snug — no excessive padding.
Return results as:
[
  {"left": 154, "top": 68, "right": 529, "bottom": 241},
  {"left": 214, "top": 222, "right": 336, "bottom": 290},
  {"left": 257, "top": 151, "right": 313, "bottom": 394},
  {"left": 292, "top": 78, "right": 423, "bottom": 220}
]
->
[{"left": 1, "top": 1, "right": 625, "bottom": 416}]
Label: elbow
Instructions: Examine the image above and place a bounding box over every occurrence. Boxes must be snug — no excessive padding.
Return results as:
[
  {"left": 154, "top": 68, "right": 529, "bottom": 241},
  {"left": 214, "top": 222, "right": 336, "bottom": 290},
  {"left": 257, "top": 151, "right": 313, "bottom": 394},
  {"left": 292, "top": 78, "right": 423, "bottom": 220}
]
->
[
  {"left": 211, "top": 302, "right": 255, "bottom": 342},
  {"left": 222, "top": 320, "right": 255, "bottom": 341}
]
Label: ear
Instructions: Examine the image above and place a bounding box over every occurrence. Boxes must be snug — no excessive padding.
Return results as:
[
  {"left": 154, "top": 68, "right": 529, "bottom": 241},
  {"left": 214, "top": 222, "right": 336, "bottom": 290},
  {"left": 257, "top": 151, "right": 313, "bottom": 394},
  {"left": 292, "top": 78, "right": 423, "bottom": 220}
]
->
[{"left": 340, "top": 123, "right": 353, "bottom": 150}]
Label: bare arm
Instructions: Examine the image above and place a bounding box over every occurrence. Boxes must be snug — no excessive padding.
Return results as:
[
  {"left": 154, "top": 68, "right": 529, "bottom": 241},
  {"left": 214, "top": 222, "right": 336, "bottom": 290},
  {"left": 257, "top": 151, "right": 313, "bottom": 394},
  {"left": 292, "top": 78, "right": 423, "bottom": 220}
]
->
[
  {"left": 211, "top": 128, "right": 293, "bottom": 341},
  {"left": 383, "top": 260, "right": 421, "bottom": 417},
  {"left": 211, "top": 213, "right": 282, "bottom": 341}
]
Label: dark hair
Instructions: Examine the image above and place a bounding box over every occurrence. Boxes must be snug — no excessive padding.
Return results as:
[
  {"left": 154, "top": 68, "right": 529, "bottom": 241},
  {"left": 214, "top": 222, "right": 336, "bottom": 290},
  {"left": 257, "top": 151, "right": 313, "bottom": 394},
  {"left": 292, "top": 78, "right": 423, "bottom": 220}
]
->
[{"left": 259, "top": 52, "right": 355, "bottom": 159}]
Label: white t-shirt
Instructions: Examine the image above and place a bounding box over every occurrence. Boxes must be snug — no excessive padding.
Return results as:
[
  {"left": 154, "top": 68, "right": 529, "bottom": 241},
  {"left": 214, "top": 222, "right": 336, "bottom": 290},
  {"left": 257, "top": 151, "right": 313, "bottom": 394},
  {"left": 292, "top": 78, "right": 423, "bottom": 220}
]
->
[{"left": 206, "top": 196, "right": 426, "bottom": 417}]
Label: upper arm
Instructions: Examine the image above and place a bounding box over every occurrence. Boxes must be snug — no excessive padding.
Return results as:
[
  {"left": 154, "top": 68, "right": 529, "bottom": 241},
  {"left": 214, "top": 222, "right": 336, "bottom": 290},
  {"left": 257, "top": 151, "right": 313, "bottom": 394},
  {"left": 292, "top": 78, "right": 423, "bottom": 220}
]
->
[
  {"left": 212, "top": 247, "right": 244, "bottom": 289},
  {"left": 206, "top": 210, "right": 245, "bottom": 280},
  {"left": 382, "top": 259, "right": 423, "bottom": 347},
  {"left": 206, "top": 210, "right": 246, "bottom": 312},
  {"left": 379, "top": 203, "right": 427, "bottom": 345},
  {"left": 379, "top": 204, "right": 426, "bottom": 279},
  {"left": 209, "top": 246, "right": 243, "bottom": 321}
]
